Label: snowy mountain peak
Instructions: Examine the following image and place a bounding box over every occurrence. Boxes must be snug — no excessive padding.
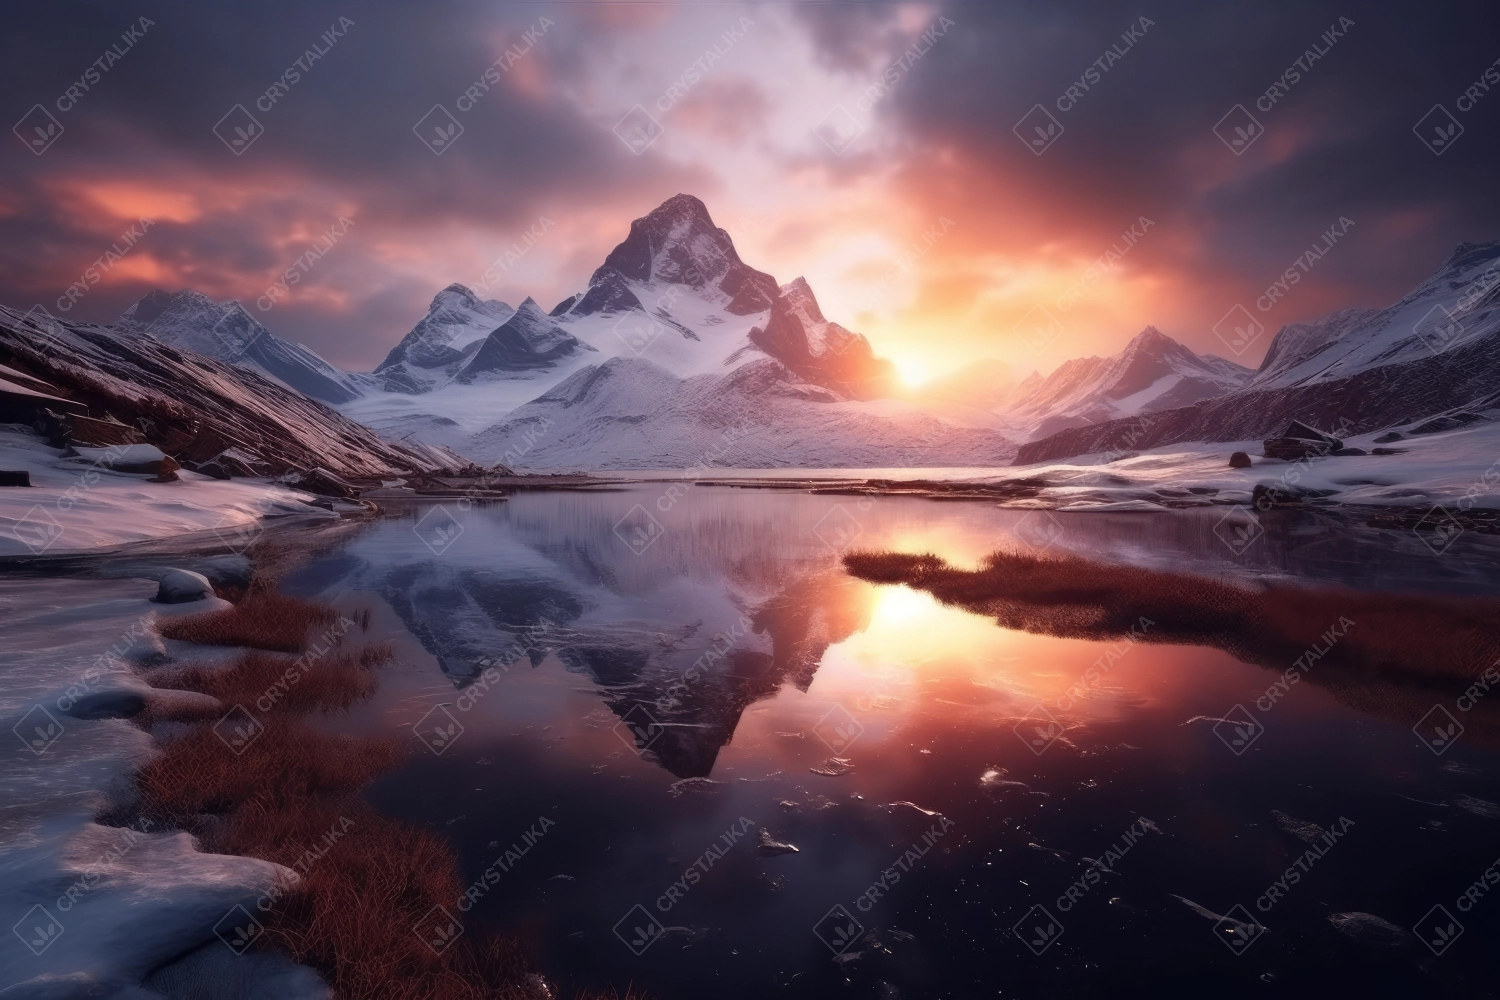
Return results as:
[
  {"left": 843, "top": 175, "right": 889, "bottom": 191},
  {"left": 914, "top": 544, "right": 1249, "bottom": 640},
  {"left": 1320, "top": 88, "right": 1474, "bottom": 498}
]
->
[
  {"left": 1243, "top": 239, "right": 1500, "bottom": 391},
  {"left": 1006, "top": 325, "right": 1251, "bottom": 440},
  {"left": 567, "top": 194, "right": 779, "bottom": 317},
  {"left": 428, "top": 282, "right": 495, "bottom": 314},
  {"left": 452, "top": 296, "right": 593, "bottom": 384},
  {"left": 373, "top": 283, "right": 515, "bottom": 390},
  {"left": 1123, "top": 325, "right": 1172, "bottom": 352},
  {"left": 1439, "top": 239, "right": 1500, "bottom": 274},
  {"left": 779, "top": 276, "right": 825, "bottom": 325}
]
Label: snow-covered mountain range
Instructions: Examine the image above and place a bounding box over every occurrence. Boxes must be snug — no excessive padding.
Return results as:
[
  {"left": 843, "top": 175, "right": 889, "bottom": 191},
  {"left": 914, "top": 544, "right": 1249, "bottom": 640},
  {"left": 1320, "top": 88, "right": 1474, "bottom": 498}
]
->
[
  {"left": 335, "top": 194, "right": 1010, "bottom": 468},
  {"left": 73, "top": 195, "right": 1500, "bottom": 472},
  {"left": 1017, "top": 240, "right": 1500, "bottom": 463}
]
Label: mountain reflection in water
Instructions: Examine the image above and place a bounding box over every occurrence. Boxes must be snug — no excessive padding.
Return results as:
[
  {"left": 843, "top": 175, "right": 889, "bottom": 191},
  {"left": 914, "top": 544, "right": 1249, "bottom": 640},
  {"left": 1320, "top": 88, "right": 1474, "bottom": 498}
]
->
[{"left": 275, "top": 485, "right": 1500, "bottom": 999}]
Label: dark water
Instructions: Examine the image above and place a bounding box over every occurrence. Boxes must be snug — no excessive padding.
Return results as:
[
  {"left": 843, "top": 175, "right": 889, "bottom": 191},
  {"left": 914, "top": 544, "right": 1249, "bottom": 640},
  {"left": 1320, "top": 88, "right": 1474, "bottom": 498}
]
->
[{"left": 278, "top": 486, "right": 1500, "bottom": 999}]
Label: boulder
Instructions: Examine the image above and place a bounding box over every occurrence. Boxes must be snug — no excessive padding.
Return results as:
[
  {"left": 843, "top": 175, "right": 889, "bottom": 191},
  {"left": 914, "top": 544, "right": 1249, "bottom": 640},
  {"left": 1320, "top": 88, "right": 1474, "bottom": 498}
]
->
[
  {"left": 0, "top": 470, "right": 30, "bottom": 486},
  {"left": 1373, "top": 432, "right": 1403, "bottom": 444},
  {"left": 291, "top": 466, "right": 359, "bottom": 500},
  {"left": 1284, "top": 419, "right": 1342, "bottom": 445},
  {"left": 1262, "top": 419, "right": 1343, "bottom": 460},
  {"left": 1228, "top": 451, "right": 1252, "bottom": 469},
  {"left": 1330, "top": 447, "right": 1367, "bottom": 457},
  {"left": 155, "top": 568, "right": 215, "bottom": 604},
  {"left": 1371, "top": 447, "right": 1407, "bottom": 456},
  {"left": 1327, "top": 912, "right": 1410, "bottom": 951}
]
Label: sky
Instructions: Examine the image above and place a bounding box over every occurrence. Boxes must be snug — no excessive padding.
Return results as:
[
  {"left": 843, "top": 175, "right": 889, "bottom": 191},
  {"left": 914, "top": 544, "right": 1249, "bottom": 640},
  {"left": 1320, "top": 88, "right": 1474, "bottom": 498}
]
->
[{"left": 4, "top": 1, "right": 1500, "bottom": 385}]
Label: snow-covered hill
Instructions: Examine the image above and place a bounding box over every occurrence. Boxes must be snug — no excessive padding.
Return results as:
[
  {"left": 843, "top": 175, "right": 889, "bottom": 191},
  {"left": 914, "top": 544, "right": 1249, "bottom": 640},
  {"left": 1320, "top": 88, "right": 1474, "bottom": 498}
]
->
[{"left": 117, "top": 289, "right": 368, "bottom": 404}]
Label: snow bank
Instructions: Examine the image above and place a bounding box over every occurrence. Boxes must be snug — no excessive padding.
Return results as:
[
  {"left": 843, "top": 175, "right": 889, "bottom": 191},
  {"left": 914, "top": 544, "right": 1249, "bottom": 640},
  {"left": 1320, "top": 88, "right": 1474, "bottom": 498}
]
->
[
  {"left": 0, "top": 429, "right": 330, "bottom": 559},
  {"left": 0, "top": 577, "right": 320, "bottom": 996},
  {"left": 1003, "top": 419, "right": 1500, "bottom": 510}
]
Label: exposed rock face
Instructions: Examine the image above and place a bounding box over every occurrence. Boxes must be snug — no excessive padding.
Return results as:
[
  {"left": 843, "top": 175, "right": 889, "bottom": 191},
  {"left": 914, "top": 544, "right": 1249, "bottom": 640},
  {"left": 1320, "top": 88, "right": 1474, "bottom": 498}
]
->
[
  {"left": 568, "top": 194, "right": 779, "bottom": 318},
  {"left": 1228, "top": 451, "right": 1252, "bottom": 468},
  {"left": 291, "top": 467, "right": 360, "bottom": 499},
  {"left": 748, "top": 278, "right": 897, "bottom": 400}
]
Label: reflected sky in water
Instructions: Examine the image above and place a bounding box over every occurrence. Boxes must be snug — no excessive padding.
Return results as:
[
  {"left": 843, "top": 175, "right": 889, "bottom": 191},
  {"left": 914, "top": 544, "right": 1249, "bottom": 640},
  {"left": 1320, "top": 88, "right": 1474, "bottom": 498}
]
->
[{"left": 282, "top": 487, "right": 1500, "bottom": 999}]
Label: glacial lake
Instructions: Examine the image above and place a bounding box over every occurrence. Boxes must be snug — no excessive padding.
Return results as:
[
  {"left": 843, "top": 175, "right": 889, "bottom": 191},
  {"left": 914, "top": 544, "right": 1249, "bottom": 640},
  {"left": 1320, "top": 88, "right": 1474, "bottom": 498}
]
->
[{"left": 257, "top": 486, "right": 1500, "bottom": 997}]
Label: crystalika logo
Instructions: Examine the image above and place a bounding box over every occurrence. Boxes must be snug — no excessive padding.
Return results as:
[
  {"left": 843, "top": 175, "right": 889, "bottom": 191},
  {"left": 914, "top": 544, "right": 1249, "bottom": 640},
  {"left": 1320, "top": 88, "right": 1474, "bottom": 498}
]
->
[
  {"left": 614, "top": 903, "right": 666, "bottom": 955},
  {"left": 1013, "top": 904, "right": 1064, "bottom": 955},
  {"left": 813, "top": 904, "right": 864, "bottom": 955}
]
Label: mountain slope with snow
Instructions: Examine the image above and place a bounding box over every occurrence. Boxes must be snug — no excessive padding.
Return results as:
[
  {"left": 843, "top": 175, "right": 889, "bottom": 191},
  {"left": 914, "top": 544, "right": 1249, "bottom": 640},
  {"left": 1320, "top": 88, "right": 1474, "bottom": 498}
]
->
[
  {"left": 117, "top": 289, "right": 367, "bottom": 404},
  {"left": 471, "top": 356, "right": 1015, "bottom": 470},
  {"left": 1004, "top": 326, "right": 1252, "bottom": 440},
  {"left": 1016, "top": 241, "right": 1500, "bottom": 464}
]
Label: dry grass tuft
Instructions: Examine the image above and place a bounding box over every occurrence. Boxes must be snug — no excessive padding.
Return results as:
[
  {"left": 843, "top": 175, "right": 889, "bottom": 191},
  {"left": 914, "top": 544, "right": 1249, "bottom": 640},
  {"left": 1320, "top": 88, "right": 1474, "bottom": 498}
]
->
[
  {"left": 138, "top": 719, "right": 404, "bottom": 818},
  {"left": 144, "top": 644, "right": 390, "bottom": 718},
  {"left": 156, "top": 590, "right": 340, "bottom": 652}
]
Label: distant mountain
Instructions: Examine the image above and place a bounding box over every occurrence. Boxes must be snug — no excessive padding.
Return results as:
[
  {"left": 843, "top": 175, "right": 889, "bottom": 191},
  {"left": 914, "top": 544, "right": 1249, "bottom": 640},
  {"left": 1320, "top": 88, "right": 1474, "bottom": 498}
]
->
[
  {"left": 0, "top": 305, "right": 463, "bottom": 477},
  {"left": 1015, "top": 241, "right": 1500, "bottom": 464},
  {"left": 1005, "top": 326, "right": 1252, "bottom": 441},
  {"left": 117, "top": 289, "right": 367, "bottom": 404},
  {"left": 94, "top": 196, "right": 1015, "bottom": 469}
]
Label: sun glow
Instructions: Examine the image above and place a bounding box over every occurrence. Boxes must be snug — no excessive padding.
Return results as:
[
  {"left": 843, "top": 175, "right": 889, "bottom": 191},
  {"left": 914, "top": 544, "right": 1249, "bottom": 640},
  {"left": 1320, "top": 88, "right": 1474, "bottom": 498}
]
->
[{"left": 894, "top": 357, "right": 931, "bottom": 387}]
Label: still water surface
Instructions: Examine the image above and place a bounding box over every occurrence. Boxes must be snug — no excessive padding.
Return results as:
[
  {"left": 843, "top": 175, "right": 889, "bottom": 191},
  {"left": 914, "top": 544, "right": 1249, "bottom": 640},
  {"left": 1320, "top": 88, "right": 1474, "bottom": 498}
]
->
[{"left": 279, "top": 486, "right": 1500, "bottom": 998}]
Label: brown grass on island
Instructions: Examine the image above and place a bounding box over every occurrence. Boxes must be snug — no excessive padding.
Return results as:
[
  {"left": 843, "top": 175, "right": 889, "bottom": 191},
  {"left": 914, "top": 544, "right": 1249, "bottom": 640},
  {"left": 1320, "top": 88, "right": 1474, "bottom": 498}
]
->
[
  {"left": 844, "top": 549, "right": 1500, "bottom": 682},
  {"left": 136, "top": 586, "right": 645, "bottom": 999},
  {"left": 845, "top": 548, "right": 1500, "bottom": 743}
]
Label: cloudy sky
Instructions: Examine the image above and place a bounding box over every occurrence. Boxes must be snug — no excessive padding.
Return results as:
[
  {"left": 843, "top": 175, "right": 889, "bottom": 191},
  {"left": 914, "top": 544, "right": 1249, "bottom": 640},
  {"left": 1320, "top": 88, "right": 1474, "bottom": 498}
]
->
[{"left": 4, "top": 1, "right": 1499, "bottom": 383}]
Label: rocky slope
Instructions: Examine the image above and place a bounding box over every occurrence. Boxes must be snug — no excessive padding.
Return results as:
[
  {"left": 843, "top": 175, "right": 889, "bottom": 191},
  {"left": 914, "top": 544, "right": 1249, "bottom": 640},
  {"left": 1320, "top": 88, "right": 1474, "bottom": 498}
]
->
[{"left": 0, "top": 305, "right": 464, "bottom": 477}]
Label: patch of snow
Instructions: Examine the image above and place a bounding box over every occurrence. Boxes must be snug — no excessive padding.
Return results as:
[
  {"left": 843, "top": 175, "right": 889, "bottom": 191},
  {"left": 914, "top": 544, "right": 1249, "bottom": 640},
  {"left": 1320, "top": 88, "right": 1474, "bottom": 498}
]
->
[{"left": 0, "top": 428, "right": 328, "bottom": 558}]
